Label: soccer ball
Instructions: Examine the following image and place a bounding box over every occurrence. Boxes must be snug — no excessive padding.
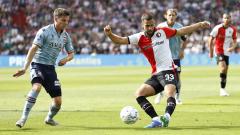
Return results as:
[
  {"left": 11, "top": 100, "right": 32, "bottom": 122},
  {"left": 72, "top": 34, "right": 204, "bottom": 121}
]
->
[{"left": 120, "top": 106, "right": 139, "bottom": 124}]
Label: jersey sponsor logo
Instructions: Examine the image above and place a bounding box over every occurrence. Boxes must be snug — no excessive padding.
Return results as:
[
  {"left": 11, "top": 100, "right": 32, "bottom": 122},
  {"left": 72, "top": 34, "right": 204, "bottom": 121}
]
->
[
  {"left": 154, "top": 41, "right": 164, "bottom": 46},
  {"left": 142, "top": 40, "right": 164, "bottom": 50},
  {"left": 226, "top": 35, "right": 232, "bottom": 38},
  {"left": 49, "top": 42, "right": 62, "bottom": 50}
]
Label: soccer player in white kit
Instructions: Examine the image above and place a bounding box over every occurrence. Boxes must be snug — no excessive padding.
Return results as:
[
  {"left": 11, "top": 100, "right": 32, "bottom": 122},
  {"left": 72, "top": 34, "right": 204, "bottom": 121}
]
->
[
  {"left": 104, "top": 12, "right": 210, "bottom": 128},
  {"left": 208, "top": 13, "right": 237, "bottom": 96},
  {"left": 155, "top": 9, "right": 187, "bottom": 105},
  {"left": 13, "top": 8, "right": 74, "bottom": 128}
]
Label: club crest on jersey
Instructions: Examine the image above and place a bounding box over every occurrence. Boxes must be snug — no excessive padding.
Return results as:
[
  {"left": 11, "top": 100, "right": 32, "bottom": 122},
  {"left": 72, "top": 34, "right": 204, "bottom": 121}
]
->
[{"left": 156, "top": 32, "right": 161, "bottom": 37}]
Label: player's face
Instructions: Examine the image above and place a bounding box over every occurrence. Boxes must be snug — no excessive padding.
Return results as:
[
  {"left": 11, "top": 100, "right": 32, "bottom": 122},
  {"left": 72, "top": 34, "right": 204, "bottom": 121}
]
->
[
  {"left": 166, "top": 11, "right": 177, "bottom": 25},
  {"left": 55, "top": 16, "right": 70, "bottom": 29},
  {"left": 223, "top": 14, "right": 231, "bottom": 27},
  {"left": 142, "top": 19, "right": 155, "bottom": 36}
]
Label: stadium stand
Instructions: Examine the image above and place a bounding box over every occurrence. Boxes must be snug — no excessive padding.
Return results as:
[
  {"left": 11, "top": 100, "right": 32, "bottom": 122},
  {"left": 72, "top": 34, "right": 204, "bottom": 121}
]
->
[{"left": 0, "top": 0, "right": 239, "bottom": 55}]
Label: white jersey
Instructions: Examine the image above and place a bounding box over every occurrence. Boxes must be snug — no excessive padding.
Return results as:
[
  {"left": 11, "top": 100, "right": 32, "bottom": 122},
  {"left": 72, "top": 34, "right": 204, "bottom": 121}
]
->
[
  {"left": 210, "top": 23, "right": 237, "bottom": 56},
  {"left": 128, "top": 27, "right": 177, "bottom": 74}
]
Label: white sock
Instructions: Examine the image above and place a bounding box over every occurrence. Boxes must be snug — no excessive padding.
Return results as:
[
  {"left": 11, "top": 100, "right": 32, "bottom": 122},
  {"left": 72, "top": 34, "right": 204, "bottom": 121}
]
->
[
  {"left": 46, "top": 104, "right": 60, "bottom": 120},
  {"left": 152, "top": 116, "right": 160, "bottom": 122},
  {"left": 21, "top": 90, "right": 39, "bottom": 120},
  {"left": 164, "top": 113, "right": 171, "bottom": 120}
]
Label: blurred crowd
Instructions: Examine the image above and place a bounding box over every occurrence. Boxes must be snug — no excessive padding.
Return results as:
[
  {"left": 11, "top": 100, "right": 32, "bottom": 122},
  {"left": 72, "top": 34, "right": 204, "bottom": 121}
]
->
[{"left": 0, "top": 0, "right": 240, "bottom": 55}]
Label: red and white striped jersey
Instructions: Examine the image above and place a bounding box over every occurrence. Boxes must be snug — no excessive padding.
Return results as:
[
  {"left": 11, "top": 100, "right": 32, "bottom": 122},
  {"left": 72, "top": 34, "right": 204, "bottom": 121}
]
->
[
  {"left": 210, "top": 24, "right": 237, "bottom": 56},
  {"left": 128, "top": 27, "right": 177, "bottom": 74}
]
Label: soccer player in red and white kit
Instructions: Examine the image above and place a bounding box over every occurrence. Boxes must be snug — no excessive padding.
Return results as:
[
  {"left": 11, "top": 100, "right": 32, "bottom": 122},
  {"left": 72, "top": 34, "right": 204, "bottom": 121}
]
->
[
  {"left": 104, "top": 12, "right": 210, "bottom": 128},
  {"left": 208, "top": 13, "right": 237, "bottom": 96}
]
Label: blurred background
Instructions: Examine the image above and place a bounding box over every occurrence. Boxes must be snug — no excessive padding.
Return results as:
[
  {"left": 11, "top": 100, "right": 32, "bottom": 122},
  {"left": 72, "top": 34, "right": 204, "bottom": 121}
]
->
[
  {"left": 1, "top": 0, "right": 240, "bottom": 55},
  {"left": 0, "top": 0, "right": 240, "bottom": 67}
]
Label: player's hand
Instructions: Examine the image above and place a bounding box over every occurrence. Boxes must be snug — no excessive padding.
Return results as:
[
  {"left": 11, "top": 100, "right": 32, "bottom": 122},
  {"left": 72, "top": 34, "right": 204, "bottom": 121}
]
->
[
  {"left": 104, "top": 25, "right": 112, "bottom": 36},
  {"left": 200, "top": 21, "right": 210, "bottom": 28},
  {"left": 13, "top": 69, "right": 26, "bottom": 77},
  {"left": 179, "top": 50, "right": 184, "bottom": 59},
  {"left": 58, "top": 58, "right": 67, "bottom": 66},
  {"left": 227, "top": 48, "right": 234, "bottom": 52}
]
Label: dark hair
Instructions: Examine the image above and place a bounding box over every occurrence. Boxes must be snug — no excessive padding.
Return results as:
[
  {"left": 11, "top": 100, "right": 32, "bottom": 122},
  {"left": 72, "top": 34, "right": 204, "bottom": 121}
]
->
[
  {"left": 53, "top": 8, "right": 70, "bottom": 17},
  {"left": 141, "top": 12, "right": 154, "bottom": 21}
]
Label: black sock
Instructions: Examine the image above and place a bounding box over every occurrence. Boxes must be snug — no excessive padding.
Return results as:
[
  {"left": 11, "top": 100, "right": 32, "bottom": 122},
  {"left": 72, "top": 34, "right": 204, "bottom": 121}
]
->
[
  {"left": 220, "top": 73, "right": 227, "bottom": 88},
  {"left": 136, "top": 96, "right": 158, "bottom": 118},
  {"left": 165, "top": 97, "right": 176, "bottom": 116}
]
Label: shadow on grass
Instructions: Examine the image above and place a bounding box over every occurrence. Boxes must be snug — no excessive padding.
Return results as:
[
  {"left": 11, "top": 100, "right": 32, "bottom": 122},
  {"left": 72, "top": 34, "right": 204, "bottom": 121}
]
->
[
  {"left": 168, "top": 125, "right": 240, "bottom": 130},
  {"left": 1, "top": 125, "right": 239, "bottom": 132},
  {"left": 0, "top": 128, "right": 38, "bottom": 132},
  {"left": 182, "top": 103, "right": 240, "bottom": 106},
  {"left": 62, "top": 125, "right": 240, "bottom": 131}
]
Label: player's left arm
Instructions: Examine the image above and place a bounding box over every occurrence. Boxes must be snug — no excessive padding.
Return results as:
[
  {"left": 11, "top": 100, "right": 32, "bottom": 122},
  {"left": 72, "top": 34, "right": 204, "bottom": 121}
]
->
[
  {"left": 176, "top": 21, "right": 210, "bottom": 36},
  {"left": 58, "top": 51, "right": 74, "bottom": 66},
  {"left": 58, "top": 34, "right": 75, "bottom": 66},
  {"left": 227, "top": 28, "right": 238, "bottom": 52},
  {"left": 227, "top": 39, "right": 237, "bottom": 52},
  {"left": 179, "top": 37, "right": 187, "bottom": 59}
]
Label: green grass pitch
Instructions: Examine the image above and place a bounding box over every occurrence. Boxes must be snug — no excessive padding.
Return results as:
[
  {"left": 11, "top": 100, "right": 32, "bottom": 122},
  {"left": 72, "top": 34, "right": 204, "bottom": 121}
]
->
[{"left": 0, "top": 66, "right": 240, "bottom": 135}]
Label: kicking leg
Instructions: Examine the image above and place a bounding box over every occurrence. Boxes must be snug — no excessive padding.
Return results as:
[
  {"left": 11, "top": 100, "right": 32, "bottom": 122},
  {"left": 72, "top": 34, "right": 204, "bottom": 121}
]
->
[{"left": 135, "top": 84, "right": 162, "bottom": 128}]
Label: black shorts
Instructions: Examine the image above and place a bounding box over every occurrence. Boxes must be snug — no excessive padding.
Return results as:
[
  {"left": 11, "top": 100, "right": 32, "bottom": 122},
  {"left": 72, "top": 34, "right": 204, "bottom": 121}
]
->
[
  {"left": 216, "top": 55, "right": 229, "bottom": 65},
  {"left": 30, "top": 62, "right": 61, "bottom": 98},
  {"left": 173, "top": 59, "right": 181, "bottom": 73},
  {"left": 144, "top": 69, "right": 179, "bottom": 94}
]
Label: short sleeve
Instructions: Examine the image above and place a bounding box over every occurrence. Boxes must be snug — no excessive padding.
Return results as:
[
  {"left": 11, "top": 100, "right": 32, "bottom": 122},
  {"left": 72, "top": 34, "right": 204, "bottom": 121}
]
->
[
  {"left": 33, "top": 28, "right": 46, "bottom": 47},
  {"left": 210, "top": 26, "right": 218, "bottom": 38},
  {"left": 128, "top": 32, "right": 141, "bottom": 45},
  {"left": 157, "top": 22, "right": 165, "bottom": 28},
  {"left": 161, "top": 27, "right": 177, "bottom": 38}
]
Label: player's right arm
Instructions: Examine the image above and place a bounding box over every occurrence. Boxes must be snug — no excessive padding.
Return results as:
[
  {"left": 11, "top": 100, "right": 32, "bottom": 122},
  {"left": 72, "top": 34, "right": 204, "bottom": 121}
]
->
[
  {"left": 208, "top": 36, "right": 215, "bottom": 59},
  {"left": 13, "top": 44, "right": 39, "bottom": 77},
  {"left": 104, "top": 25, "right": 129, "bottom": 45}
]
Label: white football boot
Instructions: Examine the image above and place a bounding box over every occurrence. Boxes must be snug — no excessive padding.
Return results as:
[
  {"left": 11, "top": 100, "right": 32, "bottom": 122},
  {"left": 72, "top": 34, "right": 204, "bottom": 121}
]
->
[{"left": 220, "top": 88, "right": 229, "bottom": 96}]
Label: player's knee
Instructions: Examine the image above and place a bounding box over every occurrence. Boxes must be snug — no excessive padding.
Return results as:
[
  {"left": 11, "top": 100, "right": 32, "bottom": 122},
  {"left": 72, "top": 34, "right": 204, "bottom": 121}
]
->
[
  {"left": 135, "top": 84, "right": 154, "bottom": 97},
  {"left": 54, "top": 102, "right": 61, "bottom": 108},
  {"left": 135, "top": 89, "right": 144, "bottom": 97},
  {"left": 220, "top": 68, "right": 227, "bottom": 73},
  {"left": 32, "top": 83, "right": 42, "bottom": 92},
  {"left": 53, "top": 97, "right": 62, "bottom": 107},
  {"left": 164, "top": 84, "right": 176, "bottom": 97}
]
